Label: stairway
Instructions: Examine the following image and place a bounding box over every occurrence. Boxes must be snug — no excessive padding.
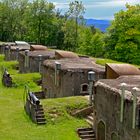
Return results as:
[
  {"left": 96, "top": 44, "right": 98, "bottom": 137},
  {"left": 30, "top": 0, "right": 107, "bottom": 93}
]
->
[
  {"left": 86, "top": 113, "right": 94, "bottom": 126},
  {"left": 35, "top": 105, "right": 46, "bottom": 125},
  {"left": 77, "top": 127, "right": 96, "bottom": 140}
]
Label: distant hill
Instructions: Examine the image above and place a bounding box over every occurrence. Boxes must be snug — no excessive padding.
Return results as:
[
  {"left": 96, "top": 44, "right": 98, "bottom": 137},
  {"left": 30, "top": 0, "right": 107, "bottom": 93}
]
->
[{"left": 85, "top": 19, "right": 111, "bottom": 32}]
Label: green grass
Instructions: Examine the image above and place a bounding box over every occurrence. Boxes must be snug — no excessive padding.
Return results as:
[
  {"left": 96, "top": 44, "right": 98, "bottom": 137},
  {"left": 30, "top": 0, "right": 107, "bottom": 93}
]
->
[
  {"left": 96, "top": 58, "right": 124, "bottom": 66},
  {"left": 96, "top": 58, "right": 140, "bottom": 68},
  {"left": 0, "top": 54, "right": 89, "bottom": 140}
]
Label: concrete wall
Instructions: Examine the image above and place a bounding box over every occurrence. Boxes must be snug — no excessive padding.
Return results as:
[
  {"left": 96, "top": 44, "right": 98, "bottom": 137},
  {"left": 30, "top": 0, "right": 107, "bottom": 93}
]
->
[
  {"left": 18, "top": 53, "right": 27, "bottom": 73},
  {"left": 94, "top": 85, "right": 140, "bottom": 140},
  {"left": 19, "top": 54, "right": 50, "bottom": 73},
  {"left": 0, "top": 45, "right": 5, "bottom": 54},
  {"left": 42, "top": 65, "right": 105, "bottom": 98}
]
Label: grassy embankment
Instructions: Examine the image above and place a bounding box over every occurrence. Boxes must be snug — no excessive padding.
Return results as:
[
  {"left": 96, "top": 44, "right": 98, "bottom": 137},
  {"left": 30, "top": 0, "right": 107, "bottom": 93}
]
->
[{"left": 0, "top": 55, "right": 89, "bottom": 140}]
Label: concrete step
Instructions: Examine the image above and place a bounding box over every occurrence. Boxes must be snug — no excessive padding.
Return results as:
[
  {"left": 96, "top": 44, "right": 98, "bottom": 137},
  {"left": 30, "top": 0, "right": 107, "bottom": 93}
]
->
[
  {"left": 85, "top": 119, "right": 93, "bottom": 126},
  {"left": 37, "top": 121, "right": 46, "bottom": 125},
  {"left": 87, "top": 115, "right": 94, "bottom": 122},
  {"left": 35, "top": 108, "right": 43, "bottom": 111},
  {"left": 91, "top": 113, "right": 94, "bottom": 116},
  {"left": 36, "top": 105, "right": 43, "bottom": 109},
  {"left": 80, "top": 134, "right": 95, "bottom": 139},
  {"left": 81, "top": 138, "right": 96, "bottom": 140},
  {"left": 77, "top": 127, "right": 96, "bottom": 140},
  {"left": 36, "top": 114, "right": 45, "bottom": 118},
  {"left": 36, "top": 117, "right": 46, "bottom": 122},
  {"left": 78, "top": 128, "right": 93, "bottom": 131},
  {"left": 36, "top": 110, "right": 44, "bottom": 115},
  {"left": 79, "top": 130, "right": 94, "bottom": 135}
]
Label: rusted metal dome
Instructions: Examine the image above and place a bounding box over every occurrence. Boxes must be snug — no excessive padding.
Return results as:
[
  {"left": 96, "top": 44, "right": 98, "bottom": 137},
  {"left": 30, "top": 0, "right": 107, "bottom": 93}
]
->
[
  {"left": 106, "top": 63, "right": 140, "bottom": 79},
  {"left": 55, "top": 50, "right": 79, "bottom": 59},
  {"left": 30, "top": 45, "right": 47, "bottom": 51}
]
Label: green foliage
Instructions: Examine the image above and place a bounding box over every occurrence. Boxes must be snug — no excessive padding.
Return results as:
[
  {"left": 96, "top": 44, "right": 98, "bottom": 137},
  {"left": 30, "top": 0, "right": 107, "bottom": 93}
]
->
[
  {"left": 77, "top": 26, "right": 104, "bottom": 57},
  {"left": 25, "top": 0, "right": 56, "bottom": 44},
  {"left": 42, "top": 96, "right": 88, "bottom": 124},
  {"left": 64, "top": 1, "right": 85, "bottom": 51},
  {"left": 104, "top": 4, "right": 140, "bottom": 64},
  {"left": 96, "top": 58, "right": 124, "bottom": 66}
]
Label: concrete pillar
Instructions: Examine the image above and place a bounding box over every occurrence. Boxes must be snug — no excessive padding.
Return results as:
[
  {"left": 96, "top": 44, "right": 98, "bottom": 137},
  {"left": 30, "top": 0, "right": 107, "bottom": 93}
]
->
[
  {"left": 38, "top": 55, "right": 42, "bottom": 73},
  {"left": 8, "top": 45, "right": 11, "bottom": 60},
  {"left": 55, "top": 61, "right": 61, "bottom": 87},
  {"left": 132, "top": 87, "right": 138, "bottom": 129},
  {"left": 120, "top": 83, "right": 127, "bottom": 123},
  {"left": 16, "top": 47, "right": 19, "bottom": 60},
  {"left": 24, "top": 50, "right": 29, "bottom": 68},
  {"left": 88, "top": 71, "right": 95, "bottom": 105}
]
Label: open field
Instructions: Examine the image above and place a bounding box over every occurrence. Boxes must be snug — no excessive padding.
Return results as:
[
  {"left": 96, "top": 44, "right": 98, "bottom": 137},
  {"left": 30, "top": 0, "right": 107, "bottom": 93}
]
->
[{"left": 0, "top": 55, "right": 89, "bottom": 140}]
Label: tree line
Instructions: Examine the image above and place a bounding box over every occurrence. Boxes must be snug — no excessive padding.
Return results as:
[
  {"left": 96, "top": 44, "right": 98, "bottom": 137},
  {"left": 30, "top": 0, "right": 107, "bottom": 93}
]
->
[{"left": 0, "top": 0, "right": 140, "bottom": 64}]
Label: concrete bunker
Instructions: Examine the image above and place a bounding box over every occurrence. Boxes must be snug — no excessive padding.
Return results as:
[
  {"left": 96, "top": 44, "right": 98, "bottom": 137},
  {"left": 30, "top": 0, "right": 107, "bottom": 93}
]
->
[
  {"left": 42, "top": 58, "right": 105, "bottom": 98},
  {"left": 18, "top": 50, "right": 55, "bottom": 73},
  {"left": 4, "top": 42, "right": 30, "bottom": 61},
  {"left": 55, "top": 50, "right": 79, "bottom": 59},
  {"left": 106, "top": 63, "right": 140, "bottom": 79},
  {"left": 94, "top": 75, "right": 140, "bottom": 140}
]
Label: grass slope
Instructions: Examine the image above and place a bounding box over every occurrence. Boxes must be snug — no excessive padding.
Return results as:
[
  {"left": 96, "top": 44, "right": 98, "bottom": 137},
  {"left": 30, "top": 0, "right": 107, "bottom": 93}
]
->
[{"left": 0, "top": 55, "right": 89, "bottom": 140}]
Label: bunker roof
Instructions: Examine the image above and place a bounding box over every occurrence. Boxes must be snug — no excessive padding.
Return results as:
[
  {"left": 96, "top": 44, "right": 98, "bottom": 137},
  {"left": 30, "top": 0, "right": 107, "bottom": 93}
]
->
[
  {"left": 43, "top": 58, "right": 105, "bottom": 73},
  {"left": 95, "top": 75, "right": 140, "bottom": 103},
  {"left": 30, "top": 45, "right": 47, "bottom": 51},
  {"left": 55, "top": 50, "right": 79, "bottom": 59},
  {"left": 15, "top": 41, "right": 29, "bottom": 46},
  {"left": 19, "top": 50, "right": 55, "bottom": 58},
  {"left": 3, "top": 42, "right": 16, "bottom": 46},
  {"left": 106, "top": 63, "right": 140, "bottom": 76},
  {"left": 6, "top": 45, "right": 30, "bottom": 50}
]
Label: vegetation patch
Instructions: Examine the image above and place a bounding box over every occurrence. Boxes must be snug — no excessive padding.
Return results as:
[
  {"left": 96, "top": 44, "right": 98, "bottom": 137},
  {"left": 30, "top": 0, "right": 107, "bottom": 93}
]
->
[
  {"left": 96, "top": 58, "right": 124, "bottom": 66},
  {"left": 0, "top": 54, "right": 88, "bottom": 140},
  {"left": 42, "top": 96, "right": 89, "bottom": 124}
]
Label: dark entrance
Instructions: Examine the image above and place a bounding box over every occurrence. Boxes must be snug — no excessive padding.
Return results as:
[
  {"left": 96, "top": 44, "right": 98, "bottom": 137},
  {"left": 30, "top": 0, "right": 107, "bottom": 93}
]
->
[
  {"left": 97, "top": 120, "right": 106, "bottom": 140},
  {"left": 111, "top": 132, "right": 118, "bottom": 140}
]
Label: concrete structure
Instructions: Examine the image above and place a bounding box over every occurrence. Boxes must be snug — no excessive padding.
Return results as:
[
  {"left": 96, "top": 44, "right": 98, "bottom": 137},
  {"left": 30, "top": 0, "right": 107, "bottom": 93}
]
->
[
  {"left": 18, "top": 50, "right": 55, "bottom": 73},
  {"left": 30, "top": 45, "right": 47, "bottom": 51},
  {"left": 42, "top": 58, "right": 105, "bottom": 98},
  {"left": 55, "top": 50, "right": 79, "bottom": 59},
  {"left": 94, "top": 76, "right": 140, "bottom": 140},
  {"left": 106, "top": 63, "right": 140, "bottom": 79},
  {"left": 4, "top": 41, "right": 30, "bottom": 61},
  {"left": 0, "top": 42, "right": 15, "bottom": 54}
]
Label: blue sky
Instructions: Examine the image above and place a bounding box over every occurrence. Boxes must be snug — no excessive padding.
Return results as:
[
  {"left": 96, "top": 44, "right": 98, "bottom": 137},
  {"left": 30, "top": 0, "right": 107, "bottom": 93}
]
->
[{"left": 48, "top": 0, "right": 140, "bottom": 20}]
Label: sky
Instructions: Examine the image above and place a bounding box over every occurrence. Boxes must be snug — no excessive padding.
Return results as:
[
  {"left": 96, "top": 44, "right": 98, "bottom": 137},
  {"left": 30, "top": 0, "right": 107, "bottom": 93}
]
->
[{"left": 47, "top": 0, "right": 140, "bottom": 20}]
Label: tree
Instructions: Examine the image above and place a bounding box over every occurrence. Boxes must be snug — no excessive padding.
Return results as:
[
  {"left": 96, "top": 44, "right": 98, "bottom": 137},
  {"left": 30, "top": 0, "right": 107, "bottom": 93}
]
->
[
  {"left": 78, "top": 26, "right": 104, "bottom": 57},
  {"left": 0, "top": 0, "right": 29, "bottom": 41},
  {"left": 25, "top": 0, "right": 56, "bottom": 44},
  {"left": 104, "top": 4, "right": 140, "bottom": 64},
  {"left": 65, "top": 1, "right": 85, "bottom": 50}
]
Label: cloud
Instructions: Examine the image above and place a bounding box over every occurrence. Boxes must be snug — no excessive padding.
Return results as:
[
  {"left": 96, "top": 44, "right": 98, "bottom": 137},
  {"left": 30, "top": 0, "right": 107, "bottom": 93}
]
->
[
  {"left": 85, "top": 0, "right": 139, "bottom": 8},
  {"left": 50, "top": 0, "right": 140, "bottom": 19},
  {"left": 52, "top": 0, "right": 139, "bottom": 9},
  {"left": 52, "top": 2, "right": 69, "bottom": 9}
]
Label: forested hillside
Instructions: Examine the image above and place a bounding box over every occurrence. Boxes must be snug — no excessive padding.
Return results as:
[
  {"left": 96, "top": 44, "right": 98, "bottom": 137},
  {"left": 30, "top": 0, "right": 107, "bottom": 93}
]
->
[{"left": 0, "top": 0, "right": 140, "bottom": 64}]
